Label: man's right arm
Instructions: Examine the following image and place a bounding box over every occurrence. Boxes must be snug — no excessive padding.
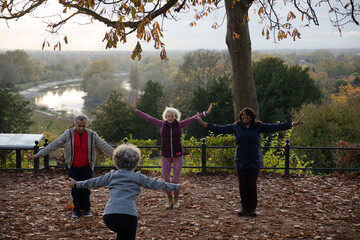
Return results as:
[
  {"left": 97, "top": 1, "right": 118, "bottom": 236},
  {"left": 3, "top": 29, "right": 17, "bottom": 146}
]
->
[{"left": 28, "top": 130, "right": 69, "bottom": 160}]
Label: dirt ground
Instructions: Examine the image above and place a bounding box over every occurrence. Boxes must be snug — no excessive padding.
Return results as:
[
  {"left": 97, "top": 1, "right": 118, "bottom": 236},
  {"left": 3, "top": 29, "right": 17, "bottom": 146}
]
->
[{"left": 0, "top": 169, "right": 359, "bottom": 240}]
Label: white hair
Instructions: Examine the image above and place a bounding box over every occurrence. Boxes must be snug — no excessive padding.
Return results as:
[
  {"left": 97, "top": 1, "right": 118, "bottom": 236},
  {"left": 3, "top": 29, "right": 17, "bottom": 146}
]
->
[
  {"left": 162, "top": 107, "right": 181, "bottom": 121},
  {"left": 113, "top": 143, "right": 141, "bottom": 170}
]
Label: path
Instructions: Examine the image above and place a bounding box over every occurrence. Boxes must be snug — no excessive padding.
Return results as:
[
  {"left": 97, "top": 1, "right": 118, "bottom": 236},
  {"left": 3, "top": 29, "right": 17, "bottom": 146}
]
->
[{"left": 0, "top": 170, "right": 359, "bottom": 239}]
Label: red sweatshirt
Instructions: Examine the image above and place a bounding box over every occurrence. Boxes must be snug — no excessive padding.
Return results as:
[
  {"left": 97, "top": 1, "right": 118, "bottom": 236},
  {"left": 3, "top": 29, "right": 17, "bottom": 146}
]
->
[{"left": 72, "top": 130, "right": 89, "bottom": 167}]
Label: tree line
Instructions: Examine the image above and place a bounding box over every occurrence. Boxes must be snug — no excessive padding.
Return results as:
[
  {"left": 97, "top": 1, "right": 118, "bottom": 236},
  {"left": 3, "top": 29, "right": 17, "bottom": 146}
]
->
[{"left": 1, "top": 49, "right": 359, "bottom": 169}]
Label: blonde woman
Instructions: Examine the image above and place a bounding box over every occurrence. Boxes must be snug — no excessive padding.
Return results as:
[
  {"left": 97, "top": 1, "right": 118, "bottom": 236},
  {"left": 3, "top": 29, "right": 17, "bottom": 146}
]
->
[{"left": 134, "top": 101, "right": 212, "bottom": 208}]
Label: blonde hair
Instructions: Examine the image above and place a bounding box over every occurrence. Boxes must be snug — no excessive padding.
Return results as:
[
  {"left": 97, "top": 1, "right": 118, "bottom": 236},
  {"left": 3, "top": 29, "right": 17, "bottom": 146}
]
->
[{"left": 162, "top": 107, "right": 181, "bottom": 121}]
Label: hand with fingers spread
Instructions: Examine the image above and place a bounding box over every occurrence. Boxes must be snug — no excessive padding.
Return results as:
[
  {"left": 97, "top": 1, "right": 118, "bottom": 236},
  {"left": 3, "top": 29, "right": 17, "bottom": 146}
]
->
[
  {"left": 28, "top": 154, "right": 39, "bottom": 161},
  {"left": 181, "top": 180, "right": 191, "bottom": 191},
  {"left": 196, "top": 112, "right": 207, "bottom": 128},
  {"left": 62, "top": 177, "right": 76, "bottom": 188},
  {"left": 292, "top": 114, "right": 305, "bottom": 127},
  {"left": 133, "top": 98, "right": 137, "bottom": 112},
  {"left": 206, "top": 103, "right": 213, "bottom": 116}
]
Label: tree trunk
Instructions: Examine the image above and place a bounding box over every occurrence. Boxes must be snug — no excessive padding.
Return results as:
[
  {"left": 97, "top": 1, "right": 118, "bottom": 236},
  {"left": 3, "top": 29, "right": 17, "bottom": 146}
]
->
[{"left": 225, "top": 0, "right": 258, "bottom": 120}]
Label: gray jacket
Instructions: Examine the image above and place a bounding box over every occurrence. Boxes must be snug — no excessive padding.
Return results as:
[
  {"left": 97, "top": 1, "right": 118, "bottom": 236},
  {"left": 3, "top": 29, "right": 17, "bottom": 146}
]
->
[
  {"left": 38, "top": 128, "right": 114, "bottom": 171},
  {"left": 75, "top": 169, "right": 180, "bottom": 216}
]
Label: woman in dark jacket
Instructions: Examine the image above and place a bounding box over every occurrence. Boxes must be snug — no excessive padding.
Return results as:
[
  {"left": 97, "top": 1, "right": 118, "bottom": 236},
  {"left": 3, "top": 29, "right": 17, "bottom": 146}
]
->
[
  {"left": 197, "top": 108, "right": 304, "bottom": 217},
  {"left": 134, "top": 101, "right": 212, "bottom": 209}
]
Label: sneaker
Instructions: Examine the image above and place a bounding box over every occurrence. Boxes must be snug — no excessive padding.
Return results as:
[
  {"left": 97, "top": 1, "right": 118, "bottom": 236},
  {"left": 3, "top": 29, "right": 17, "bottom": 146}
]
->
[
  {"left": 166, "top": 196, "right": 173, "bottom": 209},
  {"left": 84, "top": 210, "right": 92, "bottom": 217},
  {"left": 173, "top": 197, "right": 180, "bottom": 209},
  {"left": 249, "top": 211, "right": 258, "bottom": 217},
  {"left": 72, "top": 210, "right": 81, "bottom": 218},
  {"left": 237, "top": 210, "right": 248, "bottom": 216},
  {"left": 237, "top": 208, "right": 249, "bottom": 216}
]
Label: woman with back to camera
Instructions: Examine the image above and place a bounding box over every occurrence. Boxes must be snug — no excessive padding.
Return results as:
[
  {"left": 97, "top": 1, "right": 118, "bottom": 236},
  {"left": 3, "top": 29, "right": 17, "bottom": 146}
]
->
[
  {"left": 64, "top": 143, "right": 190, "bottom": 240},
  {"left": 197, "top": 107, "right": 304, "bottom": 217},
  {"left": 134, "top": 100, "right": 212, "bottom": 209}
]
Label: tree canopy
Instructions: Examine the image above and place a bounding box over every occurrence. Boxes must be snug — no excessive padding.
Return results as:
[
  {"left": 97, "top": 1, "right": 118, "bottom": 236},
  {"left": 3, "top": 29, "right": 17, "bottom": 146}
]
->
[
  {"left": 1, "top": 0, "right": 358, "bottom": 58},
  {"left": 81, "top": 59, "right": 124, "bottom": 106},
  {"left": 90, "top": 91, "right": 133, "bottom": 143},
  {"left": 132, "top": 80, "right": 165, "bottom": 141},
  {"left": 1, "top": 0, "right": 358, "bottom": 119},
  {"left": 253, "top": 57, "right": 322, "bottom": 122},
  {"left": 0, "top": 80, "right": 33, "bottom": 133}
]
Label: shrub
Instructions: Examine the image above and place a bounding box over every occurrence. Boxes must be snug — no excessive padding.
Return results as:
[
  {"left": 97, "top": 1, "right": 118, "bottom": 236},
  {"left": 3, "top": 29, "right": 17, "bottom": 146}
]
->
[
  {"left": 333, "top": 141, "right": 360, "bottom": 169},
  {"left": 261, "top": 129, "right": 312, "bottom": 174}
]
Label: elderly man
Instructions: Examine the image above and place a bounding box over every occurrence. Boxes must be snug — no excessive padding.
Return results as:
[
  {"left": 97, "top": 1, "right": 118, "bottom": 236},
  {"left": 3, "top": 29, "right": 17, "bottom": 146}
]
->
[{"left": 28, "top": 115, "right": 114, "bottom": 218}]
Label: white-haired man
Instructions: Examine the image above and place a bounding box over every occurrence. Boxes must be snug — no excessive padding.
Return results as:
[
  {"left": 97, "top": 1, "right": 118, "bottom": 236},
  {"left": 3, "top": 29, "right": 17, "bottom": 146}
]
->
[{"left": 29, "top": 115, "right": 114, "bottom": 218}]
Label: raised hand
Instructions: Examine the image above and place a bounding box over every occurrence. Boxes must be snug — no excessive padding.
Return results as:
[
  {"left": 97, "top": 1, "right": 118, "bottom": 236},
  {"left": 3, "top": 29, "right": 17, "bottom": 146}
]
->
[
  {"left": 293, "top": 114, "right": 305, "bottom": 127},
  {"left": 133, "top": 98, "right": 137, "bottom": 112},
  {"left": 206, "top": 103, "right": 213, "bottom": 116},
  {"left": 196, "top": 112, "right": 207, "bottom": 128}
]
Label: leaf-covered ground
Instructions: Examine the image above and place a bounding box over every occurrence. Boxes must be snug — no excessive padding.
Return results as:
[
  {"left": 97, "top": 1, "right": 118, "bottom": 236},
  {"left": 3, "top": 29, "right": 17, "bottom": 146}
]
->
[{"left": 1, "top": 169, "right": 359, "bottom": 240}]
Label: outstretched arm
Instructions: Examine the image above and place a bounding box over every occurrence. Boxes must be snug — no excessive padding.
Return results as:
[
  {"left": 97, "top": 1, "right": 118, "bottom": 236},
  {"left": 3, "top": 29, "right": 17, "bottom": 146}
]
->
[
  {"left": 28, "top": 153, "right": 39, "bottom": 161},
  {"left": 179, "top": 103, "right": 213, "bottom": 128},
  {"left": 206, "top": 103, "right": 213, "bottom": 116},
  {"left": 133, "top": 98, "right": 137, "bottom": 112},
  {"left": 292, "top": 114, "right": 305, "bottom": 127},
  {"left": 197, "top": 112, "right": 208, "bottom": 128},
  {"left": 133, "top": 99, "right": 163, "bottom": 128},
  {"left": 63, "top": 177, "right": 76, "bottom": 188},
  {"left": 180, "top": 180, "right": 191, "bottom": 191}
]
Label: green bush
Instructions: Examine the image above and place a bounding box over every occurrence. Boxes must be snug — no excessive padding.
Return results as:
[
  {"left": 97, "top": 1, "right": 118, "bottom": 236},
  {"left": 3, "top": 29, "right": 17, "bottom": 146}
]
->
[
  {"left": 1, "top": 132, "right": 311, "bottom": 175},
  {"left": 261, "top": 129, "right": 312, "bottom": 174}
]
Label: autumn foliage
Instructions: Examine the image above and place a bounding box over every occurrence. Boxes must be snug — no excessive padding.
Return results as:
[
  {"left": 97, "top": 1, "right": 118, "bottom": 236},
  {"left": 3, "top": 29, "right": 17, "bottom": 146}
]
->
[{"left": 1, "top": 170, "right": 359, "bottom": 239}]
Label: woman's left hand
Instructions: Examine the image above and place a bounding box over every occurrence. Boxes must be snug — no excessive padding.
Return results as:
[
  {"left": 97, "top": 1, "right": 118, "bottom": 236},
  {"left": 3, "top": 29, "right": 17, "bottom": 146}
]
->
[
  {"left": 181, "top": 180, "right": 191, "bottom": 190},
  {"left": 206, "top": 103, "right": 213, "bottom": 116},
  {"left": 293, "top": 114, "right": 305, "bottom": 127},
  {"left": 62, "top": 177, "right": 76, "bottom": 188}
]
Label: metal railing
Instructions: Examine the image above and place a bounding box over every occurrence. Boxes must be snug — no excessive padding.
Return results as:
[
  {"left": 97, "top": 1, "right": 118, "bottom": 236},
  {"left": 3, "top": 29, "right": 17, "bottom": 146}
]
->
[{"left": 1, "top": 138, "right": 359, "bottom": 176}]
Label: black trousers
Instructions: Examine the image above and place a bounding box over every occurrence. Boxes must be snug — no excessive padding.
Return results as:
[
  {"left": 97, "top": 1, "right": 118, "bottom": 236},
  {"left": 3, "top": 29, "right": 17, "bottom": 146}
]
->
[
  {"left": 68, "top": 166, "right": 93, "bottom": 211},
  {"left": 103, "top": 214, "right": 138, "bottom": 240},
  {"left": 236, "top": 168, "right": 260, "bottom": 212}
]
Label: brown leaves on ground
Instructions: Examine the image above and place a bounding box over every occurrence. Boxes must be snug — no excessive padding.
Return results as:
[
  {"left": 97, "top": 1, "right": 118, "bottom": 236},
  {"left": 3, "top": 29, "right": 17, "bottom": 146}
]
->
[{"left": 0, "top": 169, "right": 359, "bottom": 239}]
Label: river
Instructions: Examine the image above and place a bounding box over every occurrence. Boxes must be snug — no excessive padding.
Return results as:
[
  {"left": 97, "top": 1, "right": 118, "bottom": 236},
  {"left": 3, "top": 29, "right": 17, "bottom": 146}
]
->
[
  {"left": 20, "top": 76, "right": 130, "bottom": 116},
  {"left": 34, "top": 83, "right": 86, "bottom": 115}
]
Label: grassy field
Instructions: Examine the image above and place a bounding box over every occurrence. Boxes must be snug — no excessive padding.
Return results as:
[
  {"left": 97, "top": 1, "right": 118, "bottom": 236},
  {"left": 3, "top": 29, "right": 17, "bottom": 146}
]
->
[{"left": 27, "top": 111, "right": 74, "bottom": 141}]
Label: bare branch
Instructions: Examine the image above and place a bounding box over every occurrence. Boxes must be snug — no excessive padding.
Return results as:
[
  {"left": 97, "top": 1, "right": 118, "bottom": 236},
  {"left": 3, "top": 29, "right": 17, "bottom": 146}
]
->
[
  {"left": 0, "top": 0, "right": 47, "bottom": 20},
  {"left": 349, "top": 0, "right": 359, "bottom": 25}
]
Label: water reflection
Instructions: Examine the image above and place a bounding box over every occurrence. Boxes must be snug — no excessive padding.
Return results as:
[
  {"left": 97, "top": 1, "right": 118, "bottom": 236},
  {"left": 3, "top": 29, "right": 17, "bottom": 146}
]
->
[{"left": 35, "top": 84, "right": 86, "bottom": 115}]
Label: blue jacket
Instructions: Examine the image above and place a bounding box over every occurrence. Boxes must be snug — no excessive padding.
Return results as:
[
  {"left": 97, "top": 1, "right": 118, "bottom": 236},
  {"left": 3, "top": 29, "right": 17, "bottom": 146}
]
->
[{"left": 207, "top": 122, "right": 291, "bottom": 169}]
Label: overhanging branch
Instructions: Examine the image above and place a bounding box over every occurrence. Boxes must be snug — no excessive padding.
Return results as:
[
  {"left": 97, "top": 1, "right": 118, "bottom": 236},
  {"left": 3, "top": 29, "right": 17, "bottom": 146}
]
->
[{"left": 58, "top": 0, "right": 180, "bottom": 30}]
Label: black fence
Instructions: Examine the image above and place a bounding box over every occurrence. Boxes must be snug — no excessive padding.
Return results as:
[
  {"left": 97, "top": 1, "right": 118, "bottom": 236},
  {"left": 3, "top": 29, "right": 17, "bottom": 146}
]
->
[{"left": 1, "top": 138, "right": 360, "bottom": 177}]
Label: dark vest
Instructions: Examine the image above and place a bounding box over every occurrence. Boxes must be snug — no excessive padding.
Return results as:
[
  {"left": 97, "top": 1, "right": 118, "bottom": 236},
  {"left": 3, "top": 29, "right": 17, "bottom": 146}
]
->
[{"left": 160, "top": 120, "right": 182, "bottom": 157}]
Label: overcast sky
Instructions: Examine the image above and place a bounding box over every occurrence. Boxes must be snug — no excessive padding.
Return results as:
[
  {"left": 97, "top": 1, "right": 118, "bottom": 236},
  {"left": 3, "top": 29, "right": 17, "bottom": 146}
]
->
[{"left": 1, "top": 2, "right": 359, "bottom": 53}]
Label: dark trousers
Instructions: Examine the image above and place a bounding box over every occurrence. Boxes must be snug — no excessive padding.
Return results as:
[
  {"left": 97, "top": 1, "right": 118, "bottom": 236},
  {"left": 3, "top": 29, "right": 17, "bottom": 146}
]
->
[
  {"left": 236, "top": 168, "right": 260, "bottom": 212},
  {"left": 103, "top": 214, "right": 138, "bottom": 240},
  {"left": 68, "top": 166, "right": 93, "bottom": 211}
]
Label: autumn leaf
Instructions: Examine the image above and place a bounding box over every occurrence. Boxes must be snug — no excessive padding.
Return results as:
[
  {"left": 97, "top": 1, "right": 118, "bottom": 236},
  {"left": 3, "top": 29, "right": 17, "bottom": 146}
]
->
[
  {"left": 131, "top": 41, "right": 142, "bottom": 61},
  {"left": 232, "top": 31, "right": 240, "bottom": 40},
  {"left": 258, "top": 6, "right": 264, "bottom": 17}
]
